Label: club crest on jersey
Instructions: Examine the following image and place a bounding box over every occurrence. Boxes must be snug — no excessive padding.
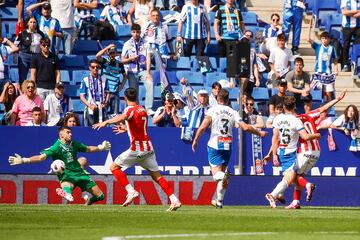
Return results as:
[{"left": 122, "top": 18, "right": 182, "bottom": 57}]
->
[{"left": 147, "top": 28, "right": 155, "bottom": 37}]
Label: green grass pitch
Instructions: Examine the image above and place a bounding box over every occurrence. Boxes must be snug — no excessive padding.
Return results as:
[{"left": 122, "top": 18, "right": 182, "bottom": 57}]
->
[{"left": 1, "top": 205, "right": 360, "bottom": 240}]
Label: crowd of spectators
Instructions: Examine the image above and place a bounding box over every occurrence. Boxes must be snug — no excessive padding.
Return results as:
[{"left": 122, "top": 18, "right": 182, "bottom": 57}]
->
[{"left": 0, "top": 0, "right": 359, "bottom": 133}]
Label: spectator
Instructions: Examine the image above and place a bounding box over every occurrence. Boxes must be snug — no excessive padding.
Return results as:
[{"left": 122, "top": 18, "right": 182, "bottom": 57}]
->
[
  {"left": 268, "top": 79, "right": 287, "bottom": 115},
  {"left": 243, "top": 30, "right": 260, "bottom": 95},
  {"left": 268, "top": 33, "right": 293, "bottom": 88},
  {"left": 63, "top": 112, "right": 81, "bottom": 127},
  {"left": 331, "top": 104, "right": 360, "bottom": 137},
  {"left": 17, "top": 0, "right": 38, "bottom": 35},
  {"left": 80, "top": 59, "right": 110, "bottom": 126},
  {"left": 308, "top": 30, "right": 339, "bottom": 103},
  {"left": 96, "top": 43, "right": 127, "bottom": 115},
  {"left": 152, "top": 92, "right": 181, "bottom": 127},
  {"left": 282, "top": 0, "right": 306, "bottom": 55},
  {"left": 50, "top": 0, "right": 75, "bottom": 55},
  {"left": 242, "top": 95, "right": 264, "bottom": 128},
  {"left": 15, "top": 16, "right": 45, "bottom": 86},
  {"left": 0, "top": 82, "right": 19, "bottom": 125},
  {"left": 121, "top": 24, "right": 153, "bottom": 115},
  {"left": 11, "top": 79, "right": 44, "bottom": 126},
  {"left": 177, "top": 0, "right": 211, "bottom": 57},
  {"left": 100, "top": 0, "right": 128, "bottom": 31},
  {"left": 127, "top": 0, "right": 154, "bottom": 25},
  {"left": 266, "top": 103, "right": 283, "bottom": 128},
  {"left": 187, "top": 89, "right": 210, "bottom": 128},
  {"left": 173, "top": 92, "right": 190, "bottom": 126},
  {"left": 143, "top": 8, "right": 175, "bottom": 62},
  {"left": 0, "top": 38, "right": 19, "bottom": 90},
  {"left": 26, "top": 106, "right": 47, "bottom": 126},
  {"left": 74, "top": 0, "right": 98, "bottom": 40},
  {"left": 26, "top": 2, "right": 63, "bottom": 54},
  {"left": 214, "top": 0, "right": 245, "bottom": 58},
  {"left": 263, "top": 13, "right": 282, "bottom": 39},
  {"left": 285, "top": 57, "right": 312, "bottom": 114},
  {"left": 209, "top": 82, "right": 222, "bottom": 107},
  {"left": 341, "top": 0, "right": 360, "bottom": 72},
  {"left": 30, "top": 38, "right": 61, "bottom": 100},
  {"left": 44, "top": 83, "right": 73, "bottom": 126},
  {"left": 152, "top": 0, "right": 179, "bottom": 11}
]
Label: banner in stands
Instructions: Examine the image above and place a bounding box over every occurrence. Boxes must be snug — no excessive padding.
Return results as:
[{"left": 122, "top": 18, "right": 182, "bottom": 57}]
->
[
  {"left": 1, "top": 175, "right": 359, "bottom": 206},
  {"left": 0, "top": 127, "right": 359, "bottom": 176}
]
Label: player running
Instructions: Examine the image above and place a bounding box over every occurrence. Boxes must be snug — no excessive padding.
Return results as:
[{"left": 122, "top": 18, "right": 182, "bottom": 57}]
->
[
  {"left": 93, "top": 87, "right": 181, "bottom": 211},
  {"left": 192, "top": 89, "right": 267, "bottom": 208},
  {"left": 265, "top": 96, "right": 321, "bottom": 208},
  {"left": 8, "top": 126, "right": 111, "bottom": 205},
  {"left": 286, "top": 89, "right": 347, "bottom": 209}
]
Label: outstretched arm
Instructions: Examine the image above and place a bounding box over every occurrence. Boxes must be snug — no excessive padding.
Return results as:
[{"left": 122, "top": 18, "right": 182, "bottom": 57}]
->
[
  {"left": 86, "top": 140, "right": 111, "bottom": 152},
  {"left": 238, "top": 121, "right": 267, "bottom": 137},
  {"left": 192, "top": 116, "right": 212, "bottom": 152},
  {"left": 93, "top": 113, "right": 127, "bottom": 129},
  {"left": 318, "top": 89, "right": 347, "bottom": 113},
  {"left": 9, "top": 153, "right": 47, "bottom": 165}
]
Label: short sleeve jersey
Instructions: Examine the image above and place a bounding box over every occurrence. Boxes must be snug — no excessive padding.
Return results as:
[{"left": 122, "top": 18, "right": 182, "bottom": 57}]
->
[
  {"left": 273, "top": 113, "right": 304, "bottom": 155},
  {"left": 41, "top": 139, "right": 87, "bottom": 173},
  {"left": 207, "top": 104, "right": 242, "bottom": 150}
]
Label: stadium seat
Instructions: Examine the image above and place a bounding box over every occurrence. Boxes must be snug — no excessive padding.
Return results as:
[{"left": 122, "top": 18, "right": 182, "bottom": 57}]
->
[
  {"left": 311, "top": 89, "right": 322, "bottom": 102},
  {"left": 229, "top": 88, "right": 239, "bottom": 100},
  {"left": 86, "top": 55, "right": 97, "bottom": 65},
  {"left": 2, "top": 21, "right": 16, "bottom": 39},
  {"left": 116, "top": 25, "right": 132, "bottom": 39},
  {"left": 153, "top": 85, "right": 162, "bottom": 99},
  {"left": 0, "top": 7, "right": 18, "bottom": 21},
  {"left": 60, "top": 70, "right": 71, "bottom": 84},
  {"left": 60, "top": 55, "right": 86, "bottom": 70},
  {"left": 92, "top": 9, "right": 101, "bottom": 20},
  {"left": 205, "top": 40, "right": 219, "bottom": 56},
  {"left": 65, "top": 85, "right": 80, "bottom": 98},
  {"left": 176, "top": 71, "right": 204, "bottom": 85},
  {"left": 167, "top": 57, "right": 191, "bottom": 70},
  {"left": 168, "top": 25, "right": 178, "bottom": 39},
  {"left": 73, "top": 40, "right": 100, "bottom": 55},
  {"left": 321, "top": 13, "right": 342, "bottom": 32},
  {"left": 205, "top": 72, "right": 227, "bottom": 87},
  {"left": 242, "top": 11, "right": 258, "bottom": 26},
  {"left": 101, "top": 40, "right": 124, "bottom": 52},
  {"left": 305, "top": 0, "right": 315, "bottom": 14},
  {"left": 219, "top": 58, "right": 227, "bottom": 72},
  {"left": 191, "top": 56, "right": 217, "bottom": 72},
  {"left": 252, "top": 87, "right": 269, "bottom": 101},
  {"left": 9, "top": 68, "right": 19, "bottom": 83},
  {"left": 208, "top": 12, "right": 216, "bottom": 25},
  {"left": 72, "top": 70, "right": 89, "bottom": 85},
  {"left": 313, "top": 1, "right": 341, "bottom": 27},
  {"left": 71, "top": 98, "right": 84, "bottom": 112},
  {"left": 138, "top": 85, "right": 146, "bottom": 104},
  {"left": 152, "top": 71, "right": 178, "bottom": 86}
]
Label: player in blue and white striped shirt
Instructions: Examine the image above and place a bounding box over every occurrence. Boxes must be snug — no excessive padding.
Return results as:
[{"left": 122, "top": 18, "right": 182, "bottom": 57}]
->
[
  {"left": 340, "top": 0, "right": 360, "bottom": 72},
  {"left": 177, "top": 0, "right": 210, "bottom": 57},
  {"left": 309, "top": 29, "right": 339, "bottom": 102}
]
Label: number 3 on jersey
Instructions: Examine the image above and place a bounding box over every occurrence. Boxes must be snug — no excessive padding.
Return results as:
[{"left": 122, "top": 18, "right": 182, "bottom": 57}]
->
[{"left": 220, "top": 119, "right": 229, "bottom": 134}]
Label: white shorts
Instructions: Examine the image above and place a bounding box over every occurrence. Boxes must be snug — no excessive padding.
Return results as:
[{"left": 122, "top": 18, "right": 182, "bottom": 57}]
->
[
  {"left": 114, "top": 149, "right": 159, "bottom": 172},
  {"left": 323, "top": 83, "right": 334, "bottom": 93},
  {"left": 295, "top": 150, "right": 320, "bottom": 175}
]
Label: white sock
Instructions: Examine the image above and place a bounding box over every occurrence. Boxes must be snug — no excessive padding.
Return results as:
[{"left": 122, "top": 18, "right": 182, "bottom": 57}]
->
[
  {"left": 216, "top": 180, "right": 226, "bottom": 203},
  {"left": 305, "top": 182, "right": 311, "bottom": 189},
  {"left": 292, "top": 200, "right": 300, "bottom": 205},
  {"left": 169, "top": 194, "right": 178, "bottom": 203},
  {"left": 271, "top": 180, "right": 288, "bottom": 198},
  {"left": 125, "top": 184, "right": 135, "bottom": 194}
]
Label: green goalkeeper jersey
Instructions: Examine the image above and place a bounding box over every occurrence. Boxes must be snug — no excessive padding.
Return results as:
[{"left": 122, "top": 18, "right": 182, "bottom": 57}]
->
[{"left": 41, "top": 139, "right": 88, "bottom": 173}]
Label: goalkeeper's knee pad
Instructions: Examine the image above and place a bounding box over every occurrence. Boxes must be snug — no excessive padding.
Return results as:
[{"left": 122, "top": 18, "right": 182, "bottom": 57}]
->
[{"left": 213, "top": 171, "right": 225, "bottom": 182}]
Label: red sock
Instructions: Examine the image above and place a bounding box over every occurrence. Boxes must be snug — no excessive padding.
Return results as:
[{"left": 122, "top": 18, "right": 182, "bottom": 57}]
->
[
  {"left": 111, "top": 168, "right": 129, "bottom": 187},
  {"left": 297, "top": 176, "right": 308, "bottom": 188},
  {"left": 156, "top": 177, "right": 173, "bottom": 197},
  {"left": 293, "top": 189, "right": 302, "bottom": 201}
]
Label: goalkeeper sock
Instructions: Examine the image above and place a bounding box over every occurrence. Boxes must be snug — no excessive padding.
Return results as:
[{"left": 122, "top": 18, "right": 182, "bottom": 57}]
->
[
  {"left": 216, "top": 180, "right": 226, "bottom": 202},
  {"left": 271, "top": 180, "right": 288, "bottom": 198},
  {"left": 156, "top": 177, "right": 173, "bottom": 197},
  {"left": 89, "top": 193, "right": 105, "bottom": 205},
  {"left": 297, "top": 176, "right": 307, "bottom": 188},
  {"left": 63, "top": 185, "right": 73, "bottom": 195},
  {"left": 112, "top": 169, "right": 130, "bottom": 188}
]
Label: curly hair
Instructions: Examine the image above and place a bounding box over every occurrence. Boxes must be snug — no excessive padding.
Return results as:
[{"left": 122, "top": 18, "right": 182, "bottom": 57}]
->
[{"left": 63, "top": 112, "right": 81, "bottom": 126}]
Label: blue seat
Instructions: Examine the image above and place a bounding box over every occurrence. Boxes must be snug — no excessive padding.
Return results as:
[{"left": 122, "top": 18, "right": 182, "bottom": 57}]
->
[
  {"left": 153, "top": 85, "right": 162, "bottom": 99},
  {"left": 229, "top": 88, "right": 239, "bottom": 100},
  {"left": 101, "top": 40, "right": 124, "bottom": 52},
  {"left": 242, "top": 11, "right": 258, "bottom": 26},
  {"left": 219, "top": 58, "right": 227, "bottom": 72},
  {"left": 176, "top": 71, "right": 204, "bottom": 85},
  {"left": 323, "top": 13, "right": 342, "bottom": 32},
  {"left": 72, "top": 70, "right": 89, "bottom": 85},
  {"left": 168, "top": 25, "right": 178, "bottom": 39},
  {"left": 116, "top": 25, "right": 131, "bottom": 38},
  {"left": 208, "top": 12, "right": 216, "bottom": 25},
  {"left": 252, "top": 87, "right": 269, "bottom": 101},
  {"left": 311, "top": 89, "right": 322, "bottom": 102},
  {"left": 305, "top": 0, "right": 315, "bottom": 14},
  {"left": 191, "top": 56, "right": 217, "bottom": 72},
  {"left": 71, "top": 98, "right": 84, "bottom": 112},
  {"left": 2, "top": 21, "right": 16, "bottom": 39},
  {"left": 73, "top": 40, "right": 99, "bottom": 55},
  {"left": 167, "top": 57, "right": 191, "bottom": 70},
  {"left": 205, "top": 72, "right": 227, "bottom": 87},
  {"left": 313, "top": 1, "right": 341, "bottom": 27},
  {"left": 351, "top": 44, "right": 360, "bottom": 72},
  {"left": 0, "top": 7, "right": 18, "bottom": 20},
  {"left": 65, "top": 85, "right": 80, "bottom": 98},
  {"left": 60, "top": 55, "right": 86, "bottom": 70},
  {"left": 60, "top": 70, "right": 71, "bottom": 84},
  {"left": 86, "top": 55, "right": 97, "bottom": 65},
  {"left": 205, "top": 40, "right": 219, "bottom": 56},
  {"left": 152, "top": 71, "right": 178, "bottom": 86},
  {"left": 138, "top": 85, "right": 146, "bottom": 104},
  {"left": 9, "top": 68, "right": 19, "bottom": 83},
  {"left": 92, "top": 9, "right": 101, "bottom": 20}
]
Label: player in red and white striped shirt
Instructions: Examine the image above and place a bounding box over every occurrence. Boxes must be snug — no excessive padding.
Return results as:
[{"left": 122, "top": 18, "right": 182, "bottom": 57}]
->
[
  {"left": 93, "top": 88, "right": 181, "bottom": 211},
  {"left": 287, "top": 89, "right": 347, "bottom": 209}
]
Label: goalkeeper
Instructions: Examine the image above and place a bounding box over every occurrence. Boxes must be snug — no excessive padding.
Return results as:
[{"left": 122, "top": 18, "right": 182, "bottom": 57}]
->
[{"left": 8, "top": 126, "right": 111, "bottom": 205}]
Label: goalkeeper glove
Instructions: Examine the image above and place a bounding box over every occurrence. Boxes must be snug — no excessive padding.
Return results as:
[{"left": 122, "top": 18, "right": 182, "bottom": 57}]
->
[
  {"left": 8, "top": 153, "right": 30, "bottom": 165},
  {"left": 98, "top": 140, "right": 111, "bottom": 151}
]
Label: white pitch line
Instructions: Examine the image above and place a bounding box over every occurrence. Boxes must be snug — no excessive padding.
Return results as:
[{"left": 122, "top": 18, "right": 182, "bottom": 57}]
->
[{"left": 103, "top": 231, "right": 360, "bottom": 240}]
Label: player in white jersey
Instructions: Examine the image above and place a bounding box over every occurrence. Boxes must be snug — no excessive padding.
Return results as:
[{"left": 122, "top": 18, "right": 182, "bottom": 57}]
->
[
  {"left": 192, "top": 89, "right": 267, "bottom": 208},
  {"left": 265, "top": 96, "right": 320, "bottom": 208}
]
